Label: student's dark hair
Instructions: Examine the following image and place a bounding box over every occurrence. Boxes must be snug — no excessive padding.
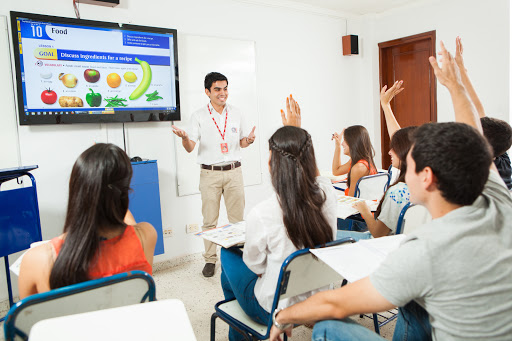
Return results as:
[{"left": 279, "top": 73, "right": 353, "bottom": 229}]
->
[
  {"left": 480, "top": 117, "right": 512, "bottom": 157},
  {"left": 374, "top": 126, "right": 417, "bottom": 218},
  {"left": 49, "top": 143, "right": 132, "bottom": 289},
  {"left": 411, "top": 122, "right": 492, "bottom": 206},
  {"left": 344, "top": 125, "right": 377, "bottom": 188},
  {"left": 204, "top": 72, "right": 228, "bottom": 90},
  {"left": 269, "top": 126, "right": 333, "bottom": 249}
]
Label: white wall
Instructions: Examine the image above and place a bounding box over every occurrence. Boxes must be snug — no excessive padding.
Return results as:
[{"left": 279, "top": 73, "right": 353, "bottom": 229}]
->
[
  {"left": 354, "top": 0, "right": 510, "bottom": 160},
  {"left": 0, "top": 0, "right": 509, "bottom": 302},
  {"left": 0, "top": 0, "right": 353, "bottom": 301}
]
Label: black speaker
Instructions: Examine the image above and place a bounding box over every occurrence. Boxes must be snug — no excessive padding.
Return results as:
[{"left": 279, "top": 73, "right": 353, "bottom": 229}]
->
[{"left": 342, "top": 35, "right": 359, "bottom": 56}]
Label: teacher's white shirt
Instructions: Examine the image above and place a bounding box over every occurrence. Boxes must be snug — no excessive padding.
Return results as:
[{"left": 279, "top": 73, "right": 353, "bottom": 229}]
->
[{"left": 188, "top": 103, "right": 249, "bottom": 165}]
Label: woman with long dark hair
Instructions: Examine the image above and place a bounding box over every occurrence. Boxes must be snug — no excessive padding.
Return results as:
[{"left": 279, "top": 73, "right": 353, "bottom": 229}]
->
[
  {"left": 220, "top": 98, "right": 337, "bottom": 341},
  {"left": 340, "top": 81, "right": 416, "bottom": 241},
  {"left": 19, "top": 143, "right": 157, "bottom": 297},
  {"left": 332, "top": 125, "right": 377, "bottom": 197}
]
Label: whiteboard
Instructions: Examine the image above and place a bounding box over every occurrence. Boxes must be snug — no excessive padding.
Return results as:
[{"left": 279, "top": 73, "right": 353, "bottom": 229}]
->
[{"left": 174, "top": 34, "right": 261, "bottom": 196}]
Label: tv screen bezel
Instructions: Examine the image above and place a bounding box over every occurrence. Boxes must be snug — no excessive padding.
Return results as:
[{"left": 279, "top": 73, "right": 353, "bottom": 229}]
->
[{"left": 10, "top": 11, "right": 181, "bottom": 125}]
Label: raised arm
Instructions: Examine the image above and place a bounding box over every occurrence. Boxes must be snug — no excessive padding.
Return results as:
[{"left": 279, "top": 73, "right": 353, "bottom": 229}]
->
[
  {"left": 428, "top": 41, "right": 482, "bottom": 133},
  {"left": 380, "top": 81, "right": 404, "bottom": 138},
  {"left": 429, "top": 40, "right": 497, "bottom": 173},
  {"left": 331, "top": 130, "right": 351, "bottom": 176},
  {"left": 280, "top": 94, "right": 301, "bottom": 127},
  {"left": 454, "top": 36, "right": 486, "bottom": 118}
]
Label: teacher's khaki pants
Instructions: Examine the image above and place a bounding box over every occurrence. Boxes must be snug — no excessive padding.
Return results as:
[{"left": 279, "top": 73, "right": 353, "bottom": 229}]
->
[{"left": 199, "top": 166, "right": 245, "bottom": 264}]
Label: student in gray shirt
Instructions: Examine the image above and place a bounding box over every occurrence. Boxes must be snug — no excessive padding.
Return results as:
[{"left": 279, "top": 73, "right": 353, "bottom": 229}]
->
[{"left": 268, "top": 40, "right": 512, "bottom": 341}]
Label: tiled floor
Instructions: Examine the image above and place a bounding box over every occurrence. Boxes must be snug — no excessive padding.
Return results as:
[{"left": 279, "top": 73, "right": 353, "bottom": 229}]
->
[{"left": 0, "top": 253, "right": 396, "bottom": 340}]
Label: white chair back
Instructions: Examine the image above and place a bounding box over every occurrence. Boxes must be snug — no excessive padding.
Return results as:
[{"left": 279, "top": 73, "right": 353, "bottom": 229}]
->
[
  {"left": 397, "top": 204, "right": 431, "bottom": 235},
  {"left": 355, "top": 173, "right": 390, "bottom": 201},
  {"left": 4, "top": 271, "right": 155, "bottom": 341},
  {"left": 278, "top": 249, "right": 343, "bottom": 300}
]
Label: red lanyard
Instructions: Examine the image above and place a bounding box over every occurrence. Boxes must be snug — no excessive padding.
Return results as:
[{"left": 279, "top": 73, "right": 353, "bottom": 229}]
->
[{"left": 208, "top": 104, "right": 228, "bottom": 141}]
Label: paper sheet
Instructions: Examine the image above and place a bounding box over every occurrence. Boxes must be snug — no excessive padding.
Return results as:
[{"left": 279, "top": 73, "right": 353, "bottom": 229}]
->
[{"left": 310, "top": 234, "right": 406, "bottom": 283}]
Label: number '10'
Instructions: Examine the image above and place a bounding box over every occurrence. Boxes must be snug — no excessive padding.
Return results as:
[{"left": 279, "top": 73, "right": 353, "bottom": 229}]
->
[{"left": 31, "top": 25, "right": 43, "bottom": 37}]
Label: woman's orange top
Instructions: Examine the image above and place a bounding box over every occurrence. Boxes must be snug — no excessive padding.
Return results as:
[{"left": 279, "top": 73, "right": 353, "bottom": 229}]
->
[
  {"left": 51, "top": 225, "right": 152, "bottom": 279},
  {"left": 344, "top": 159, "right": 378, "bottom": 196}
]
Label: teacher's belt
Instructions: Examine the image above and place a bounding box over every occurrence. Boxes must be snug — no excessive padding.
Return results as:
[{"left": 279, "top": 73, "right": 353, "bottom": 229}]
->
[{"left": 201, "top": 161, "right": 241, "bottom": 171}]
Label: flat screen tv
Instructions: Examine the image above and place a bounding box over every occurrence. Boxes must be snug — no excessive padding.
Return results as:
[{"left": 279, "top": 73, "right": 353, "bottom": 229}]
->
[{"left": 10, "top": 11, "right": 180, "bottom": 125}]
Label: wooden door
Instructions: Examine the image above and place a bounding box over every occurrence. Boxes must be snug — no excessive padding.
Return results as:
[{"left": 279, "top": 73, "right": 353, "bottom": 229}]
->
[{"left": 379, "top": 31, "right": 437, "bottom": 169}]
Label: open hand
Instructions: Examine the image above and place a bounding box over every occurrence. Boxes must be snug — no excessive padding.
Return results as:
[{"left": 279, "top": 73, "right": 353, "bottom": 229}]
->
[
  {"left": 332, "top": 129, "right": 344, "bottom": 147},
  {"left": 281, "top": 94, "right": 301, "bottom": 127},
  {"left": 353, "top": 201, "right": 370, "bottom": 215},
  {"left": 380, "top": 80, "right": 404, "bottom": 105},
  {"left": 429, "top": 41, "right": 463, "bottom": 92},
  {"left": 247, "top": 126, "right": 256, "bottom": 144},
  {"left": 454, "top": 36, "right": 465, "bottom": 71},
  {"left": 171, "top": 125, "right": 189, "bottom": 139}
]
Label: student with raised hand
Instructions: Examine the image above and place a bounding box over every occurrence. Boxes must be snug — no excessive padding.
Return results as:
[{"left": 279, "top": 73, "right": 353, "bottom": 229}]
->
[
  {"left": 268, "top": 41, "right": 512, "bottom": 341},
  {"left": 220, "top": 96, "right": 338, "bottom": 341},
  {"left": 18, "top": 144, "right": 157, "bottom": 298},
  {"left": 339, "top": 82, "right": 416, "bottom": 241},
  {"left": 331, "top": 125, "right": 377, "bottom": 197},
  {"left": 455, "top": 36, "right": 512, "bottom": 189}
]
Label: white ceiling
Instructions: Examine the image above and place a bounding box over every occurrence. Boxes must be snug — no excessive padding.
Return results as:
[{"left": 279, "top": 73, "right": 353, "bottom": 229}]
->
[{"left": 237, "top": 0, "right": 433, "bottom": 16}]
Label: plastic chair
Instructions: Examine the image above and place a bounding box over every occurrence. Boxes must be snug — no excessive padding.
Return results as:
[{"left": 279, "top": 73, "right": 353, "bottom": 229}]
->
[
  {"left": 4, "top": 270, "right": 156, "bottom": 341},
  {"left": 210, "top": 238, "right": 355, "bottom": 341},
  {"left": 387, "top": 165, "right": 400, "bottom": 189},
  {"left": 396, "top": 203, "right": 432, "bottom": 235},
  {"left": 354, "top": 173, "right": 391, "bottom": 201}
]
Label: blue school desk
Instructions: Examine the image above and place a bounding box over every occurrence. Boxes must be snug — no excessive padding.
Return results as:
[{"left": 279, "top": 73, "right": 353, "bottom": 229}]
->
[
  {"left": 129, "top": 160, "right": 165, "bottom": 255},
  {"left": 0, "top": 165, "right": 42, "bottom": 318}
]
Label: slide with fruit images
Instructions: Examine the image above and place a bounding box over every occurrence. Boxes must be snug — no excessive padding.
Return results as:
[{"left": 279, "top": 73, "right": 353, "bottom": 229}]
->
[{"left": 16, "top": 18, "right": 177, "bottom": 113}]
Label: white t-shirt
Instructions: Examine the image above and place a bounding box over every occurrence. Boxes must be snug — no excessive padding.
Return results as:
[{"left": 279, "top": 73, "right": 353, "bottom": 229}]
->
[
  {"left": 188, "top": 103, "right": 249, "bottom": 165},
  {"left": 370, "top": 171, "right": 512, "bottom": 340},
  {"left": 243, "top": 176, "right": 338, "bottom": 312},
  {"left": 377, "top": 182, "right": 410, "bottom": 234}
]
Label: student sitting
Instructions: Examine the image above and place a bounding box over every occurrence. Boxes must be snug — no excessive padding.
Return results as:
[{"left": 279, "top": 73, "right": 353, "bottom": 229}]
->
[
  {"left": 268, "top": 40, "right": 512, "bottom": 341},
  {"left": 331, "top": 125, "right": 377, "bottom": 197},
  {"left": 341, "top": 81, "right": 417, "bottom": 241},
  {"left": 454, "top": 36, "right": 512, "bottom": 189},
  {"left": 18, "top": 143, "right": 157, "bottom": 298},
  {"left": 220, "top": 97, "right": 337, "bottom": 341}
]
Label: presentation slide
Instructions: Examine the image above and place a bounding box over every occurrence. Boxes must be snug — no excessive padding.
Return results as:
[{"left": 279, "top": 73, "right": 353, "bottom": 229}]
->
[{"left": 16, "top": 17, "right": 177, "bottom": 117}]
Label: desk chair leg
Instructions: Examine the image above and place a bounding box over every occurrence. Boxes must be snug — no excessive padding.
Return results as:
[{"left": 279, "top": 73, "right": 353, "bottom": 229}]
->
[
  {"left": 372, "top": 313, "right": 380, "bottom": 335},
  {"left": 210, "top": 313, "right": 218, "bottom": 341},
  {"left": 4, "top": 256, "right": 14, "bottom": 306}
]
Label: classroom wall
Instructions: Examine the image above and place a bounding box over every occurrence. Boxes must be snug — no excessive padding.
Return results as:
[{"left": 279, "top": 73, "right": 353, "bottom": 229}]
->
[
  {"left": 0, "top": 0, "right": 356, "bottom": 301},
  {"left": 0, "top": 0, "right": 509, "bottom": 303},
  {"left": 355, "top": 0, "right": 510, "bottom": 159}
]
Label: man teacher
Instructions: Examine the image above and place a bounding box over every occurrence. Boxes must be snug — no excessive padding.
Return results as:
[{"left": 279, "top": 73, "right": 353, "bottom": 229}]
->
[{"left": 172, "top": 72, "right": 256, "bottom": 277}]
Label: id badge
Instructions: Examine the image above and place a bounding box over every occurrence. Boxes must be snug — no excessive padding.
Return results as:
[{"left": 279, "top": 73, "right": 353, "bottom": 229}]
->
[{"left": 220, "top": 143, "right": 229, "bottom": 154}]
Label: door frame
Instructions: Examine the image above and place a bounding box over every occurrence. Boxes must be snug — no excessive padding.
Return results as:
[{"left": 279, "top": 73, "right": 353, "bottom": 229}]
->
[{"left": 378, "top": 30, "right": 437, "bottom": 168}]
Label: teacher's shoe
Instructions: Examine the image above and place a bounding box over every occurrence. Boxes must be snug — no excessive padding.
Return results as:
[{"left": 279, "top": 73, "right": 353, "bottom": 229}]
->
[{"left": 202, "top": 263, "right": 215, "bottom": 277}]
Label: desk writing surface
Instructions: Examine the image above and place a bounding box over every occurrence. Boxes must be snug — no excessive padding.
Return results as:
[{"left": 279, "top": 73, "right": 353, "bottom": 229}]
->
[{"left": 29, "top": 299, "right": 196, "bottom": 341}]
